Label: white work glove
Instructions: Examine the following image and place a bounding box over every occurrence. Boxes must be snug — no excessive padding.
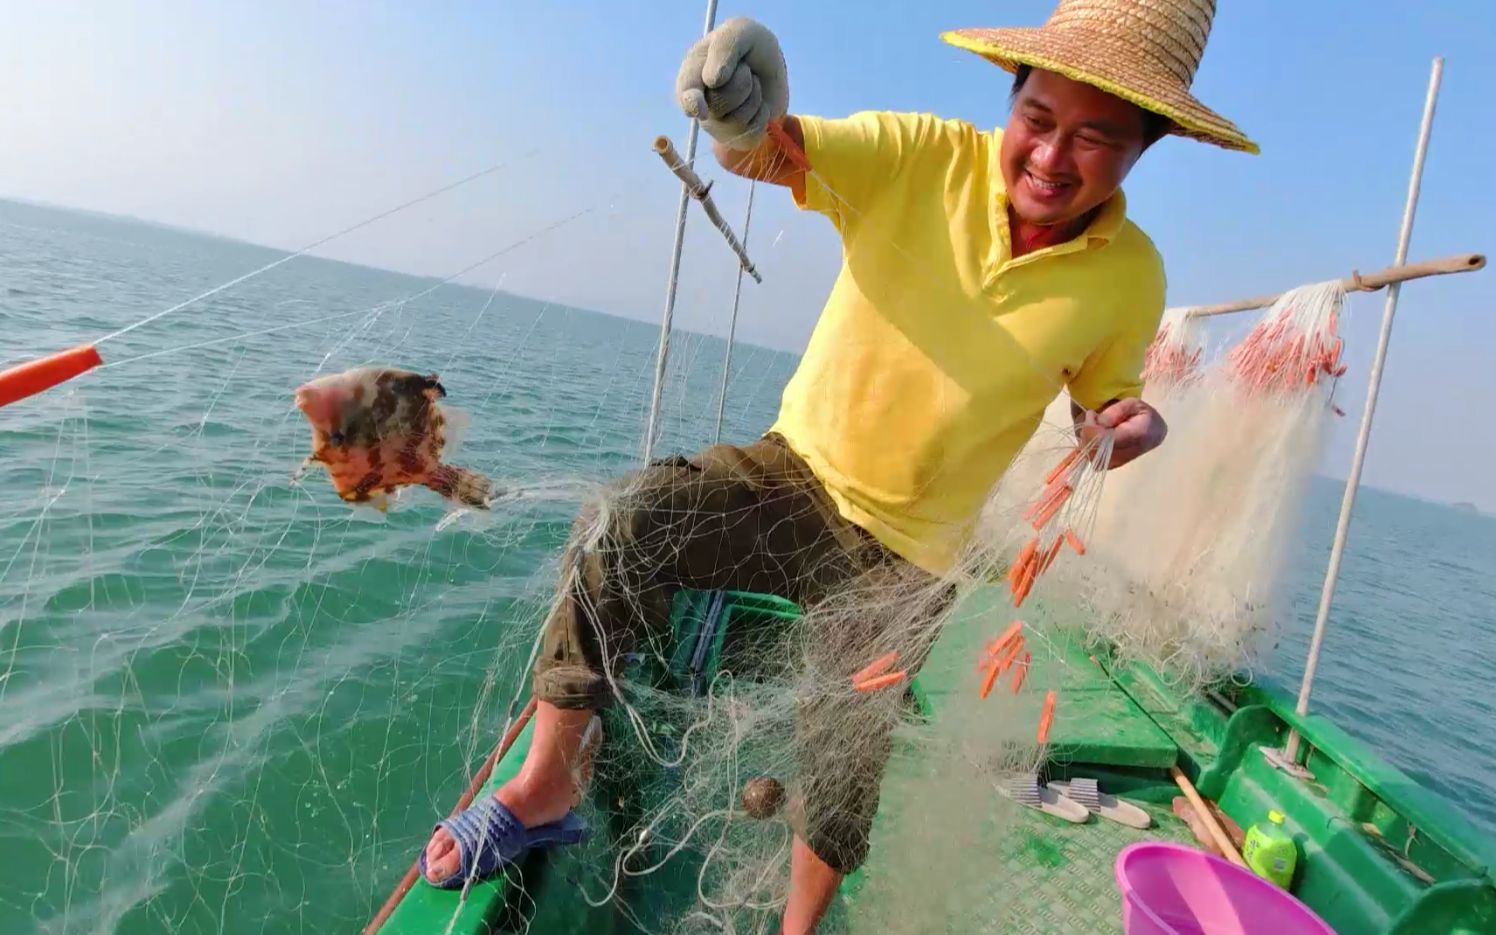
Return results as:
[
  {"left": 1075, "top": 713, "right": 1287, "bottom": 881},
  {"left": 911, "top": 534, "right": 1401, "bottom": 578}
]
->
[{"left": 675, "top": 17, "right": 789, "bottom": 150}]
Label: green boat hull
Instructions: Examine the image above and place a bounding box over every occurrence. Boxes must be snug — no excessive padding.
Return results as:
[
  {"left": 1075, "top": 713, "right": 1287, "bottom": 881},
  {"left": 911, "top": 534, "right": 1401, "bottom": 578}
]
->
[{"left": 380, "top": 587, "right": 1496, "bottom": 934}]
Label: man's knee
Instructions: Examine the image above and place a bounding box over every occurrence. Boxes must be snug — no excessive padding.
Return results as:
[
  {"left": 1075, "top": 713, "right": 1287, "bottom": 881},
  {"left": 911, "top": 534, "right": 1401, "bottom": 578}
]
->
[
  {"left": 787, "top": 774, "right": 881, "bottom": 876},
  {"left": 533, "top": 663, "right": 613, "bottom": 711},
  {"left": 803, "top": 815, "right": 872, "bottom": 875}
]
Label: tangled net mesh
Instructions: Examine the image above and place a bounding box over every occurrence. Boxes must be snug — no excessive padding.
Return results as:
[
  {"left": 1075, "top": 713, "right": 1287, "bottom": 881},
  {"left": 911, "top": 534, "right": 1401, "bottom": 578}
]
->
[
  {"left": 1040, "top": 281, "right": 1349, "bottom": 691},
  {"left": 482, "top": 403, "right": 1129, "bottom": 935},
  {"left": 1, "top": 153, "right": 1353, "bottom": 933}
]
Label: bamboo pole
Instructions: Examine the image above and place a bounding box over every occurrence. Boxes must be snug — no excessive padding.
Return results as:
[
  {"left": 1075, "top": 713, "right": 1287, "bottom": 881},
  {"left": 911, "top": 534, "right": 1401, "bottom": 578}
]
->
[
  {"left": 1171, "top": 766, "right": 1248, "bottom": 868},
  {"left": 1178, "top": 251, "right": 1483, "bottom": 318},
  {"left": 714, "top": 182, "right": 756, "bottom": 445},
  {"left": 1284, "top": 58, "right": 1445, "bottom": 763},
  {"left": 653, "top": 136, "right": 762, "bottom": 284},
  {"left": 642, "top": 0, "right": 721, "bottom": 465},
  {"left": 362, "top": 697, "right": 540, "bottom": 934}
]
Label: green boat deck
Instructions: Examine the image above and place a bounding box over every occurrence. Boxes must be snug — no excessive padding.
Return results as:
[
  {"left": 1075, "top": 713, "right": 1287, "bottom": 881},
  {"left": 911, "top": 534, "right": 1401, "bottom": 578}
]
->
[
  {"left": 381, "top": 587, "right": 1496, "bottom": 934},
  {"left": 871, "top": 794, "right": 1192, "bottom": 933},
  {"left": 912, "top": 597, "right": 1179, "bottom": 769}
]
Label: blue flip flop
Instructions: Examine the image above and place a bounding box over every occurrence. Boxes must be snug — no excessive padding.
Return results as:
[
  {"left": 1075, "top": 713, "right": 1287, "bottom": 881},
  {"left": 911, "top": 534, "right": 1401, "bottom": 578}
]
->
[{"left": 419, "top": 796, "right": 587, "bottom": 890}]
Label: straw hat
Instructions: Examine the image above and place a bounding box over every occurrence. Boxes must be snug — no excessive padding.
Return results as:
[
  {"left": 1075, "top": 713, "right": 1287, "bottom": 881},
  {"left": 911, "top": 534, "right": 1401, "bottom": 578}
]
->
[{"left": 941, "top": 0, "right": 1257, "bottom": 153}]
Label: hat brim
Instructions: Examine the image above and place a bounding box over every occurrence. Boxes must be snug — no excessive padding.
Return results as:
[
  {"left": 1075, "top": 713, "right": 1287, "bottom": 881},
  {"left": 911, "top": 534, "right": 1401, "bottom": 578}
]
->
[{"left": 942, "top": 27, "right": 1258, "bottom": 154}]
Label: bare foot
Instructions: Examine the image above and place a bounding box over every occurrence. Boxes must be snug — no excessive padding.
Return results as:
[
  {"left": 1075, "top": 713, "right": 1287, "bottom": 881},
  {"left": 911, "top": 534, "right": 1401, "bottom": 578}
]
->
[{"left": 422, "top": 774, "right": 577, "bottom": 884}]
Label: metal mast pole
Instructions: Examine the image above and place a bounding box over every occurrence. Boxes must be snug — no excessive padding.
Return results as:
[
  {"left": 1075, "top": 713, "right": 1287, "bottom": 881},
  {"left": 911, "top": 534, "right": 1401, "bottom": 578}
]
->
[
  {"left": 642, "top": 0, "right": 721, "bottom": 464},
  {"left": 713, "top": 182, "right": 755, "bottom": 444},
  {"left": 1283, "top": 57, "right": 1444, "bottom": 762}
]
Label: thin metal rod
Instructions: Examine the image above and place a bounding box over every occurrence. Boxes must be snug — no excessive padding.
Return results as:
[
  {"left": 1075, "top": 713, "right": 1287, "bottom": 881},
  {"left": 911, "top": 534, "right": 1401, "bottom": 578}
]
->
[
  {"left": 1179, "top": 252, "right": 1483, "bottom": 318},
  {"left": 1284, "top": 57, "right": 1443, "bottom": 762},
  {"left": 653, "top": 137, "right": 761, "bottom": 283},
  {"left": 714, "top": 182, "right": 755, "bottom": 444},
  {"left": 642, "top": 0, "right": 721, "bottom": 465}
]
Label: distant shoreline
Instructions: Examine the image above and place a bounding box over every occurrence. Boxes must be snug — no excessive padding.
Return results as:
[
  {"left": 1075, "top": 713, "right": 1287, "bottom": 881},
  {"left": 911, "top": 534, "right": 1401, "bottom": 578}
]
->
[{"left": 0, "top": 195, "right": 795, "bottom": 361}]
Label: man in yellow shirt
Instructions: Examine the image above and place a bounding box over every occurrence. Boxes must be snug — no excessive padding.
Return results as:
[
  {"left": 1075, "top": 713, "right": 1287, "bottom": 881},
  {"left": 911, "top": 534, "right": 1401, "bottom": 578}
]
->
[{"left": 420, "top": 1, "right": 1255, "bottom": 931}]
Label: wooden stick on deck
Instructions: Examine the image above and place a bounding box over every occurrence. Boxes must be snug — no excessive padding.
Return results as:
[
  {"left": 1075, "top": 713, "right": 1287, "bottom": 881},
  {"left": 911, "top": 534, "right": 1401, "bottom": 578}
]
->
[
  {"left": 362, "top": 697, "right": 540, "bottom": 934},
  {"left": 653, "top": 135, "right": 763, "bottom": 284},
  {"left": 1170, "top": 765, "right": 1248, "bottom": 868},
  {"left": 1178, "top": 251, "right": 1484, "bottom": 318}
]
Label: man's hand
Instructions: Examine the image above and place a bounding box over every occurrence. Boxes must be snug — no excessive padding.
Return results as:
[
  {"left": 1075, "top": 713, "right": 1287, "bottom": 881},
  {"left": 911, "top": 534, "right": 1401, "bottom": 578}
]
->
[
  {"left": 676, "top": 17, "right": 789, "bottom": 150},
  {"left": 1076, "top": 397, "right": 1167, "bottom": 468}
]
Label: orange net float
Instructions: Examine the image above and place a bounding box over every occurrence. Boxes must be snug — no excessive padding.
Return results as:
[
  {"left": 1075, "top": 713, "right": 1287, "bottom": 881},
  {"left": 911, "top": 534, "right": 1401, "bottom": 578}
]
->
[
  {"left": 853, "top": 670, "right": 907, "bottom": 694},
  {"left": 0, "top": 344, "right": 103, "bottom": 409},
  {"left": 992, "top": 635, "right": 1026, "bottom": 677},
  {"left": 850, "top": 650, "right": 898, "bottom": 686},
  {"left": 985, "top": 621, "right": 1023, "bottom": 660},
  {"left": 978, "top": 659, "right": 1003, "bottom": 700},
  {"left": 1009, "top": 652, "right": 1032, "bottom": 694},
  {"left": 1037, "top": 690, "right": 1058, "bottom": 744}
]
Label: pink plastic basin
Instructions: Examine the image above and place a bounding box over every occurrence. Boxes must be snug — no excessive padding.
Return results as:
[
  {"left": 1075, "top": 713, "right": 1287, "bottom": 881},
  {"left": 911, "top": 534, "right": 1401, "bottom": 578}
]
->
[{"left": 1114, "top": 842, "right": 1337, "bottom": 935}]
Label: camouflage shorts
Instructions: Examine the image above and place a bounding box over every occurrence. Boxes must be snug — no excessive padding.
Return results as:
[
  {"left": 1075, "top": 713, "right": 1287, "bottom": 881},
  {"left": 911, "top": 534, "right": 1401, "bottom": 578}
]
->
[{"left": 531, "top": 432, "right": 950, "bottom": 873}]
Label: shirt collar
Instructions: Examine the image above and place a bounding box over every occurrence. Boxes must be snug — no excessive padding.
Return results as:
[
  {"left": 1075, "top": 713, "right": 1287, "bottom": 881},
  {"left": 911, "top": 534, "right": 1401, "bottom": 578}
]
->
[{"left": 1085, "top": 190, "right": 1127, "bottom": 245}]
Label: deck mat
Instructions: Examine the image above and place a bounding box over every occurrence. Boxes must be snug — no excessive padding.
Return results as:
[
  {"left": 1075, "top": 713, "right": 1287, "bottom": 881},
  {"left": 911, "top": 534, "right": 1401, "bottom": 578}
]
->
[{"left": 987, "top": 802, "right": 1195, "bottom": 934}]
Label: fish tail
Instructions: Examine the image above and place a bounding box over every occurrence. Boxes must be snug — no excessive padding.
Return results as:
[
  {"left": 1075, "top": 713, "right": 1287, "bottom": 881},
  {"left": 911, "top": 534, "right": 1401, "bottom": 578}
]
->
[{"left": 426, "top": 464, "right": 495, "bottom": 509}]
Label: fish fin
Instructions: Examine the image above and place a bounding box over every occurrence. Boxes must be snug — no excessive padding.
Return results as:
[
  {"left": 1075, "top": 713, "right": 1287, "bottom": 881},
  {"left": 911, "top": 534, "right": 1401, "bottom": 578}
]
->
[
  {"left": 368, "top": 490, "right": 391, "bottom": 513},
  {"left": 291, "top": 456, "right": 319, "bottom": 485},
  {"left": 425, "top": 464, "right": 496, "bottom": 509}
]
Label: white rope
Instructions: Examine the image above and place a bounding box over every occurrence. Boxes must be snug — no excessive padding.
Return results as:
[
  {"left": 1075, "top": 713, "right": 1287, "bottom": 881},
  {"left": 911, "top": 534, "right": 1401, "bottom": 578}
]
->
[
  {"left": 97, "top": 206, "right": 594, "bottom": 370},
  {"left": 94, "top": 155, "right": 530, "bottom": 346}
]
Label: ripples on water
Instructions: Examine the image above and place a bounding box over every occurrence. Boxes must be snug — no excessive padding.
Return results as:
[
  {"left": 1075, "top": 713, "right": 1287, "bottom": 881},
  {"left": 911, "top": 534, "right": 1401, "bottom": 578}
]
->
[
  {"left": 1, "top": 200, "right": 798, "bottom": 934},
  {"left": 2, "top": 199, "right": 1494, "bottom": 933}
]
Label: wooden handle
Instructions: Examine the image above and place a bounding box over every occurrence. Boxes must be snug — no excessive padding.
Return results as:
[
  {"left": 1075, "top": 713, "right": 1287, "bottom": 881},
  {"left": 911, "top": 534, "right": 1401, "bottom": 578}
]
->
[
  {"left": 1182, "top": 252, "right": 1486, "bottom": 318},
  {"left": 651, "top": 133, "right": 762, "bottom": 283},
  {"left": 653, "top": 136, "right": 710, "bottom": 198},
  {"left": 1170, "top": 765, "right": 1248, "bottom": 868},
  {"left": 362, "top": 697, "right": 540, "bottom": 934}
]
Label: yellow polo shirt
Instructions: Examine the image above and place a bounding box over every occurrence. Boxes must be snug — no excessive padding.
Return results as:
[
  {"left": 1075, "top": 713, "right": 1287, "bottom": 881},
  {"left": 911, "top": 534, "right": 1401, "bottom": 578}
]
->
[{"left": 770, "top": 110, "right": 1166, "bottom": 575}]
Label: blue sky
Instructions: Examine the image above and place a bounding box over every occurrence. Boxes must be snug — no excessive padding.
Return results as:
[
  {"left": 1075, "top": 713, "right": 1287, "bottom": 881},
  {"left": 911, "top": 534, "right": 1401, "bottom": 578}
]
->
[{"left": 3, "top": 1, "right": 1494, "bottom": 508}]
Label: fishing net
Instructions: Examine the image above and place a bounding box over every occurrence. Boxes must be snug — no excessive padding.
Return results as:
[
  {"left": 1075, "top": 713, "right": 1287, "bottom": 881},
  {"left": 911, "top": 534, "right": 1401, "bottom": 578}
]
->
[
  {"left": 1, "top": 132, "right": 1349, "bottom": 935},
  {"left": 535, "top": 454, "right": 1093, "bottom": 935},
  {"left": 0, "top": 155, "right": 1095, "bottom": 934},
  {"left": 0, "top": 183, "right": 814, "bottom": 934},
  {"left": 1059, "top": 281, "right": 1350, "bottom": 690}
]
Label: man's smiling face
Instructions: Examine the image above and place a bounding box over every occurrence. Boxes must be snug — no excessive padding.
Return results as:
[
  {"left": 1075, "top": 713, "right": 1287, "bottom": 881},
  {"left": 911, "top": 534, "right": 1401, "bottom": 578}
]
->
[{"left": 1000, "top": 68, "right": 1155, "bottom": 227}]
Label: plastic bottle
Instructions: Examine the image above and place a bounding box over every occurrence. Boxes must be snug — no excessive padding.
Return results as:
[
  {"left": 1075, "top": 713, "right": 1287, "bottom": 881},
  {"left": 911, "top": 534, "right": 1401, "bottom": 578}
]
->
[{"left": 1243, "top": 809, "right": 1298, "bottom": 889}]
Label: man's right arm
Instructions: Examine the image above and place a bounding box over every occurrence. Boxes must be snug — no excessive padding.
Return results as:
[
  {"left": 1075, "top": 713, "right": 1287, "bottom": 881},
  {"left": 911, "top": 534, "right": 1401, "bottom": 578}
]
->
[
  {"left": 677, "top": 17, "right": 797, "bottom": 183},
  {"left": 713, "top": 115, "right": 807, "bottom": 198},
  {"left": 677, "top": 19, "right": 904, "bottom": 219}
]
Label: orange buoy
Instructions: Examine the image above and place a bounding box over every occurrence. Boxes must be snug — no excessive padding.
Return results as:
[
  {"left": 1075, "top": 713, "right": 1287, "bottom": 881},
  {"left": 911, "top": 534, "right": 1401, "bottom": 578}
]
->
[{"left": 0, "top": 344, "right": 103, "bottom": 409}]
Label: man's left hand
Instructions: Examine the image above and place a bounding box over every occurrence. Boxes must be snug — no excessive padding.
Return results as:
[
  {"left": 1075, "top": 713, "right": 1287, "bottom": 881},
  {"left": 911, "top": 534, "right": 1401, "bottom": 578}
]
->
[{"left": 1087, "top": 397, "right": 1167, "bottom": 468}]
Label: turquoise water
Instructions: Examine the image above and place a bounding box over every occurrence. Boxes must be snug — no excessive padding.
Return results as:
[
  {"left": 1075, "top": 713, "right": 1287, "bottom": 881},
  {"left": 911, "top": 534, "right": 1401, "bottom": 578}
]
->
[{"left": 2, "top": 199, "right": 1493, "bottom": 933}]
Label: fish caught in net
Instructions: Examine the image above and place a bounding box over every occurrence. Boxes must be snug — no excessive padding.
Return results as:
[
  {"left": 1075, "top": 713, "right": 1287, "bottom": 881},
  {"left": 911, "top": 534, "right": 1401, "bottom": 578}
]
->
[{"left": 293, "top": 366, "right": 499, "bottom": 511}]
